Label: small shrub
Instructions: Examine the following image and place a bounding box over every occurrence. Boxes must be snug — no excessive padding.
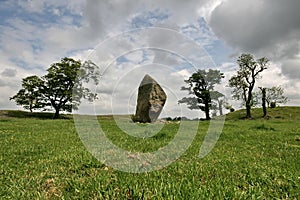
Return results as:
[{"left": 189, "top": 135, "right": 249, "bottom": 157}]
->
[
  {"left": 130, "top": 114, "right": 138, "bottom": 122},
  {"left": 166, "top": 117, "right": 172, "bottom": 121},
  {"left": 270, "top": 102, "right": 276, "bottom": 108}
]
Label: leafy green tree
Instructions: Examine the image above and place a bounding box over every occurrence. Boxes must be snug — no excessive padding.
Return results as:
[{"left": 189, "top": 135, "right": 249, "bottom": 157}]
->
[
  {"left": 41, "top": 58, "right": 99, "bottom": 118},
  {"left": 10, "top": 76, "right": 45, "bottom": 112},
  {"left": 228, "top": 53, "right": 269, "bottom": 119},
  {"left": 178, "top": 69, "right": 224, "bottom": 120},
  {"left": 11, "top": 57, "right": 100, "bottom": 118}
]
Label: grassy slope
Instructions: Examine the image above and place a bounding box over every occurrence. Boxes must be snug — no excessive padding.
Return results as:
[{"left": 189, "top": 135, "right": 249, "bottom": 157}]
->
[
  {"left": 0, "top": 107, "right": 299, "bottom": 199},
  {"left": 225, "top": 106, "right": 300, "bottom": 121}
]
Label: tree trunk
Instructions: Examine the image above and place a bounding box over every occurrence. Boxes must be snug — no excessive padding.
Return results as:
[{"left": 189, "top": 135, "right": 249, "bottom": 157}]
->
[
  {"left": 246, "top": 103, "right": 251, "bottom": 119},
  {"left": 266, "top": 100, "right": 270, "bottom": 108},
  {"left": 204, "top": 102, "right": 211, "bottom": 120},
  {"left": 29, "top": 99, "right": 33, "bottom": 113},
  {"left": 53, "top": 108, "right": 60, "bottom": 119},
  {"left": 246, "top": 85, "right": 254, "bottom": 119},
  {"left": 261, "top": 88, "right": 267, "bottom": 117},
  {"left": 245, "top": 91, "right": 252, "bottom": 119},
  {"left": 218, "top": 99, "right": 223, "bottom": 116}
]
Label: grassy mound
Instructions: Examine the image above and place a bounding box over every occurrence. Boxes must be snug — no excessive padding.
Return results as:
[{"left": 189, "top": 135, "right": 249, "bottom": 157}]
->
[{"left": 225, "top": 106, "right": 300, "bottom": 120}]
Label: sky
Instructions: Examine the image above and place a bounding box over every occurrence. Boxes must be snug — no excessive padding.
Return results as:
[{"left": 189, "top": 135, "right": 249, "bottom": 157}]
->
[{"left": 0, "top": 0, "right": 299, "bottom": 118}]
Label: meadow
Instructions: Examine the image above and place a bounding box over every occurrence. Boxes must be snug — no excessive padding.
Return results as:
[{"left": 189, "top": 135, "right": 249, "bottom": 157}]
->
[{"left": 0, "top": 107, "right": 299, "bottom": 199}]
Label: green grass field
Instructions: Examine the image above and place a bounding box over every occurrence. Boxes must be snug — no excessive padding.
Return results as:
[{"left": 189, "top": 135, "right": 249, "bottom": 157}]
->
[{"left": 0, "top": 107, "right": 299, "bottom": 199}]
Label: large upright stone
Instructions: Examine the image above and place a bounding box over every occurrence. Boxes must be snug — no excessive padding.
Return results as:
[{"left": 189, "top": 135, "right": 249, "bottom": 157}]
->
[{"left": 134, "top": 74, "right": 167, "bottom": 123}]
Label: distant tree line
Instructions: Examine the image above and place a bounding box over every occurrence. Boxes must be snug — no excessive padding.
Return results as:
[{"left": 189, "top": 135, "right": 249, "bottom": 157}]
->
[
  {"left": 10, "top": 54, "right": 288, "bottom": 120},
  {"left": 179, "top": 53, "right": 288, "bottom": 119}
]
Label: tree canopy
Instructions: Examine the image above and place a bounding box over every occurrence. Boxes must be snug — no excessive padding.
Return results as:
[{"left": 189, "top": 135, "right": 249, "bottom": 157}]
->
[
  {"left": 210, "top": 91, "right": 225, "bottom": 116},
  {"left": 10, "top": 75, "right": 44, "bottom": 112},
  {"left": 10, "top": 57, "right": 100, "bottom": 118},
  {"left": 178, "top": 69, "right": 224, "bottom": 120}
]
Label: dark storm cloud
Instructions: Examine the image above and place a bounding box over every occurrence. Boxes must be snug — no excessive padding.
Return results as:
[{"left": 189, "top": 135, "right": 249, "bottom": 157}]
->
[
  {"left": 209, "top": 0, "right": 300, "bottom": 79},
  {"left": 281, "top": 59, "right": 300, "bottom": 80},
  {"left": 209, "top": 0, "right": 300, "bottom": 105},
  {"left": 210, "top": 0, "right": 300, "bottom": 58}
]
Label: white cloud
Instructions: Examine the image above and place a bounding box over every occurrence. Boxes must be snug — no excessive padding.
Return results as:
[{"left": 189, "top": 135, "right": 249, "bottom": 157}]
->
[{"left": 1, "top": 0, "right": 299, "bottom": 114}]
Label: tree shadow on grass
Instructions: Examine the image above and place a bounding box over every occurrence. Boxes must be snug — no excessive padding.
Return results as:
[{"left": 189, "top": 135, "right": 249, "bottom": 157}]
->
[{"left": 0, "top": 110, "right": 72, "bottom": 120}]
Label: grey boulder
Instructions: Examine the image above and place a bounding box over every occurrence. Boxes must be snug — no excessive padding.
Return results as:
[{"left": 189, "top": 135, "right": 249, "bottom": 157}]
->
[{"left": 133, "top": 74, "right": 167, "bottom": 123}]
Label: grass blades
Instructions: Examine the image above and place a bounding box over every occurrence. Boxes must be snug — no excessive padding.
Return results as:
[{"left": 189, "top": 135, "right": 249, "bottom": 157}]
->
[{"left": 0, "top": 107, "right": 299, "bottom": 199}]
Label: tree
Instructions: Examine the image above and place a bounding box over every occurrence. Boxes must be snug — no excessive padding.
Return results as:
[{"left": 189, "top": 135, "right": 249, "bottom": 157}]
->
[
  {"left": 228, "top": 53, "right": 269, "bottom": 119},
  {"left": 211, "top": 91, "right": 225, "bottom": 116},
  {"left": 253, "top": 85, "right": 288, "bottom": 108},
  {"left": 10, "top": 57, "right": 100, "bottom": 118},
  {"left": 265, "top": 86, "right": 288, "bottom": 108},
  {"left": 10, "top": 76, "right": 45, "bottom": 112},
  {"left": 259, "top": 87, "right": 267, "bottom": 117},
  {"left": 178, "top": 69, "right": 224, "bottom": 120},
  {"left": 42, "top": 58, "right": 100, "bottom": 118}
]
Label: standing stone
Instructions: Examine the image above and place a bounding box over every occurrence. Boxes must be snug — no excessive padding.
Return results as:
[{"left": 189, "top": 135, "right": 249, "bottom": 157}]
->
[{"left": 133, "top": 74, "right": 167, "bottom": 123}]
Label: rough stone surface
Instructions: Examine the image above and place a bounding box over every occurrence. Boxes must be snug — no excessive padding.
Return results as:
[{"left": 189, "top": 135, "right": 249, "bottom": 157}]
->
[{"left": 133, "top": 74, "right": 167, "bottom": 123}]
